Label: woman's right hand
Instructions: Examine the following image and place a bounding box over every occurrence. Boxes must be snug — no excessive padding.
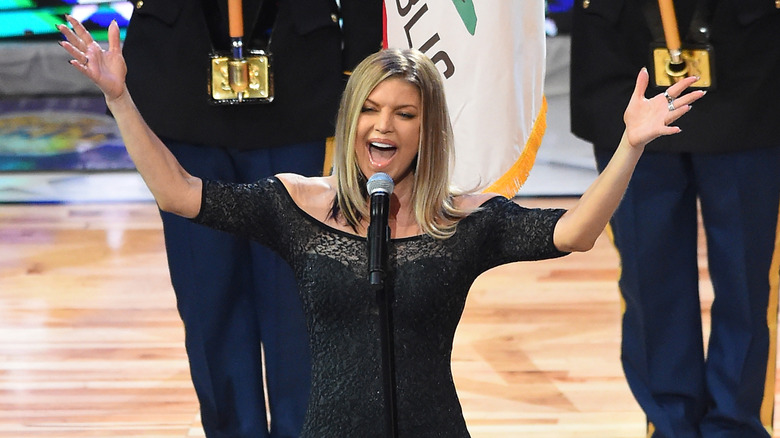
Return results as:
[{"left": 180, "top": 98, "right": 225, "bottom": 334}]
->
[{"left": 57, "top": 16, "right": 127, "bottom": 102}]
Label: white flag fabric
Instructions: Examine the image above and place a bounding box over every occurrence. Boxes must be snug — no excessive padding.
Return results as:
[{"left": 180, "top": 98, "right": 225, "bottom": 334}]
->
[{"left": 383, "top": 1, "right": 547, "bottom": 197}]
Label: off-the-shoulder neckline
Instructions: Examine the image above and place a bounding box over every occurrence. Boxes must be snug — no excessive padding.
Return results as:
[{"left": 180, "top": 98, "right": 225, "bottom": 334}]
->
[{"left": 268, "top": 176, "right": 506, "bottom": 242}]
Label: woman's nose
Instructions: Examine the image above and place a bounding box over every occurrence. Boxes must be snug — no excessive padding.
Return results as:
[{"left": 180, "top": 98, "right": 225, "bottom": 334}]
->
[{"left": 374, "top": 111, "right": 393, "bottom": 133}]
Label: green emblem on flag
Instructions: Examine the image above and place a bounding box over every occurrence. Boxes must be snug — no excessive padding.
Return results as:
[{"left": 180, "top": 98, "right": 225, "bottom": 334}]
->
[{"left": 451, "top": 0, "right": 477, "bottom": 35}]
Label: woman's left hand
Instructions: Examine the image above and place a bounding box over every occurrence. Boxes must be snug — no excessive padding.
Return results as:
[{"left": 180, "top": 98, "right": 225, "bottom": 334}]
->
[{"left": 623, "top": 68, "right": 706, "bottom": 149}]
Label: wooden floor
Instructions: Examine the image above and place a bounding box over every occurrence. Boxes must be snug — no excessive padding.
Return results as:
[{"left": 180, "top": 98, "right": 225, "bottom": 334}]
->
[{"left": 0, "top": 198, "right": 777, "bottom": 437}]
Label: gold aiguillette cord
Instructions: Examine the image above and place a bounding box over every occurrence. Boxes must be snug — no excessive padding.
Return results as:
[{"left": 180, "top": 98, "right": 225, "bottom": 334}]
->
[
  {"left": 228, "top": 0, "right": 250, "bottom": 99},
  {"left": 657, "top": 0, "right": 688, "bottom": 77}
]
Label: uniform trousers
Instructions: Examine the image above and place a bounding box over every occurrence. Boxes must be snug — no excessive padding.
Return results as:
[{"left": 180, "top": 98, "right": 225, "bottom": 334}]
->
[
  {"left": 594, "top": 146, "right": 780, "bottom": 438},
  {"left": 159, "top": 138, "right": 323, "bottom": 438}
]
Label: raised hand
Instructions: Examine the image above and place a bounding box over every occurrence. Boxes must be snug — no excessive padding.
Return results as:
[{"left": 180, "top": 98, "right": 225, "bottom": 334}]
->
[
  {"left": 623, "top": 68, "right": 706, "bottom": 149},
  {"left": 57, "top": 15, "right": 127, "bottom": 102}
]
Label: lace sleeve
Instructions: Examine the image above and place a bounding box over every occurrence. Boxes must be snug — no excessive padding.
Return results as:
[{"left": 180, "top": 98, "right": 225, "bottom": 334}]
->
[
  {"left": 473, "top": 197, "right": 569, "bottom": 271},
  {"left": 191, "top": 177, "right": 288, "bottom": 253}
]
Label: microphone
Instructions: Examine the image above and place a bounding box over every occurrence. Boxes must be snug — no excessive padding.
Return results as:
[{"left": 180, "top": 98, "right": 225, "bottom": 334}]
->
[
  {"left": 366, "top": 172, "right": 394, "bottom": 286},
  {"left": 367, "top": 172, "right": 399, "bottom": 436}
]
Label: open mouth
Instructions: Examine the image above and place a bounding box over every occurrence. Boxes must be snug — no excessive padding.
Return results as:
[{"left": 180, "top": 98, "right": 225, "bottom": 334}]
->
[{"left": 368, "top": 141, "right": 397, "bottom": 167}]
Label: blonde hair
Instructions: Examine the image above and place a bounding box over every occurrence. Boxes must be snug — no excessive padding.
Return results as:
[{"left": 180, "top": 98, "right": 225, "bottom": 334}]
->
[{"left": 330, "top": 48, "right": 472, "bottom": 239}]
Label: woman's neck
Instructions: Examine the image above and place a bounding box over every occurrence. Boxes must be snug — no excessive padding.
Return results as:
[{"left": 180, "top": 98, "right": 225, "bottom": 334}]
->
[{"left": 386, "top": 188, "right": 420, "bottom": 238}]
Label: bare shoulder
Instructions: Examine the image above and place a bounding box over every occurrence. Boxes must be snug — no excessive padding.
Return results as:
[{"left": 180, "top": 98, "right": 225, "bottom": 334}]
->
[
  {"left": 276, "top": 173, "right": 337, "bottom": 221},
  {"left": 454, "top": 192, "right": 502, "bottom": 210}
]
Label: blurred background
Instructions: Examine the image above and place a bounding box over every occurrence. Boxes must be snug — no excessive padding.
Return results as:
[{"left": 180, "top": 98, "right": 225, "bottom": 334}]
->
[{"left": 0, "top": 0, "right": 595, "bottom": 204}]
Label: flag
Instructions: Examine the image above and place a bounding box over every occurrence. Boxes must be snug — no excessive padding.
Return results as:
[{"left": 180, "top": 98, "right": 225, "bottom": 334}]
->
[{"left": 383, "top": 0, "right": 547, "bottom": 197}]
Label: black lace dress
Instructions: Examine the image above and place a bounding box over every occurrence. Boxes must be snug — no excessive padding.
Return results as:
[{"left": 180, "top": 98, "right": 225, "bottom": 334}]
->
[{"left": 193, "top": 177, "right": 568, "bottom": 437}]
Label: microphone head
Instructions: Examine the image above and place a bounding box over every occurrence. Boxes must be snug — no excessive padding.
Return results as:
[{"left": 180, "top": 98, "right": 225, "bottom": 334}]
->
[{"left": 366, "top": 172, "right": 394, "bottom": 195}]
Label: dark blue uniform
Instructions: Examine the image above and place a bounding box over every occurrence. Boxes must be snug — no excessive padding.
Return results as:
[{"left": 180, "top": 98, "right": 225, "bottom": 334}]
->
[
  {"left": 122, "top": 1, "right": 382, "bottom": 436},
  {"left": 571, "top": 0, "right": 780, "bottom": 436}
]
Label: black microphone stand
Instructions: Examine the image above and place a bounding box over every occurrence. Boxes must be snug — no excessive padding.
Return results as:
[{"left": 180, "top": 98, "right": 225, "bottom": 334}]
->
[{"left": 368, "top": 190, "right": 398, "bottom": 438}]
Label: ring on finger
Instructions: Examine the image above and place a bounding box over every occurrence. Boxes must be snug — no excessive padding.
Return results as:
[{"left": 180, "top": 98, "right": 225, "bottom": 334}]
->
[
  {"left": 664, "top": 91, "right": 674, "bottom": 103},
  {"left": 668, "top": 101, "right": 675, "bottom": 111}
]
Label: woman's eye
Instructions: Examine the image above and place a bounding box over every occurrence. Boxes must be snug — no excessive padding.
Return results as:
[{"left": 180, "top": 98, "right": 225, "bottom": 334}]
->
[
  {"left": 399, "top": 112, "right": 416, "bottom": 119},
  {"left": 361, "top": 106, "right": 376, "bottom": 113}
]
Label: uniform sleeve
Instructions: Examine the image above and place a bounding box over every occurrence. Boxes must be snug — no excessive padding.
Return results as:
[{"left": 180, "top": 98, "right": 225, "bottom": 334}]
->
[{"left": 339, "top": 0, "right": 384, "bottom": 70}]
